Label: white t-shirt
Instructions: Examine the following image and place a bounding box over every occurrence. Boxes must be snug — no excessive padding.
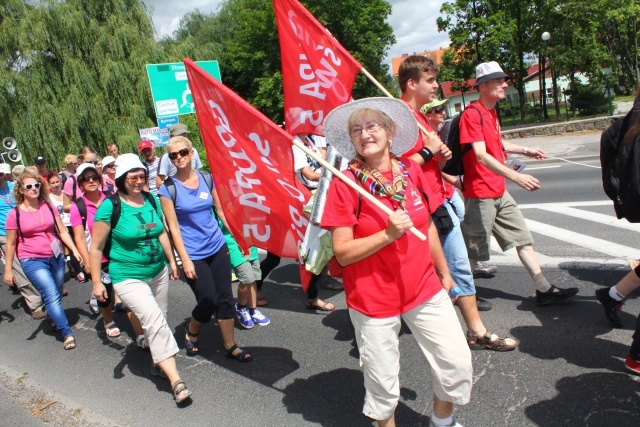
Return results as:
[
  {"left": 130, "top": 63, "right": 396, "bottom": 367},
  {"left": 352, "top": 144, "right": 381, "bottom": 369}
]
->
[
  {"left": 157, "top": 148, "right": 203, "bottom": 178},
  {"left": 292, "top": 136, "right": 323, "bottom": 189}
]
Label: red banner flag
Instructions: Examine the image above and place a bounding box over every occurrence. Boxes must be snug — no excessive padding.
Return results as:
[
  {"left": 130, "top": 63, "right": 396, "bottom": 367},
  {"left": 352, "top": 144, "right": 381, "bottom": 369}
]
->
[
  {"left": 184, "top": 58, "right": 311, "bottom": 260},
  {"left": 274, "top": 0, "right": 362, "bottom": 136}
]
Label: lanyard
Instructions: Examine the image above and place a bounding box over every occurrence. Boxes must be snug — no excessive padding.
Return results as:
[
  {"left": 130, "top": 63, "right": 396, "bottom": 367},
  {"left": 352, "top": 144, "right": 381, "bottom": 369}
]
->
[{"left": 24, "top": 202, "right": 55, "bottom": 242}]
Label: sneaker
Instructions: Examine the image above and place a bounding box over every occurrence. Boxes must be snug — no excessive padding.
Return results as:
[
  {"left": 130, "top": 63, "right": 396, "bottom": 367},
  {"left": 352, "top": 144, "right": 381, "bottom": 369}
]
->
[
  {"left": 595, "top": 288, "right": 624, "bottom": 328},
  {"left": 235, "top": 304, "right": 254, "bottom": 329},
  {"left": 625, "top": 356, "right": 640, "bottom": 375},
  {"left": 321, "top": 275, "right": 344, "bottom": 290},
  {"left": 429, "top": 416, "right": 464, "bottom": 427},
  {"left": 473, "top": 261, "right": 497, "bottom": 278},
  {"left": 535, "top": 285, "right": 579, "bottom": 306},
  {"left": 76, "top": 272, "right": 86, "bottom": 282},
  {"left": 31, "top": 307, "right": 46, "bottom": 320},
  {"left": 136, "top": 334, "right": 150, "bottom": 351},
  {"left": 89, "top": 294, "right": 99, "bottom": 315},
  {"left": 475, "top": 297, "right": 493, "bottom": 311},
  {"left": 251, "top": 309, "right": 270, "bottom": 326}
]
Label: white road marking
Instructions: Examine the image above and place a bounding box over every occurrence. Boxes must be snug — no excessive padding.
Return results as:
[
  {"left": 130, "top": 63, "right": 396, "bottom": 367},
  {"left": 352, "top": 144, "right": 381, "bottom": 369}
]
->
[
  {"left": 519, "top": 200, "right": 612, "bottom": 209},
  {"left": 525, "top": 165, "right": 561, "bottom": 170},
  {"left": 530, "top": 205, "right": 640, "bottom": 232}
]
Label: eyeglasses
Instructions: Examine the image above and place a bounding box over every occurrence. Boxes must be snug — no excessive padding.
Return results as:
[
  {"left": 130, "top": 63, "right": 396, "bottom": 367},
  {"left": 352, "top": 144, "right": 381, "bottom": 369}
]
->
[
  {"left": 349, "top": 123, "right": 384, "bottom": 138},
  {"left": 79, "top": 174, "right": 100, "bottom": 183},
  {"left": 23, "top": 183, "right": 41, "bottom": 190},
  {"left": 168, "top": 148, "right": 190, "bottom": 160},
  {"left": 126, "top": 174, "right": 146, "bottom": 183},
  {"left": 430, "top": 107, "right": 446, "bottom": 114}
]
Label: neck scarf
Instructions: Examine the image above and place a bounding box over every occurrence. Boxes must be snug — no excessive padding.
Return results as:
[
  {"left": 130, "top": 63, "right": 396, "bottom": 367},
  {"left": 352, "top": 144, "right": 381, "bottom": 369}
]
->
[{"left": 348, "top": 155, "right": 408, "bottom": 210}]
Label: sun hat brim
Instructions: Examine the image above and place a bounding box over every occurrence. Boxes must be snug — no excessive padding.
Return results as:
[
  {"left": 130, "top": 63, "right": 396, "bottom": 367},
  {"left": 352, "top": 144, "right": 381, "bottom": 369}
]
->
[
  {"left": 323, "top": 97, "right": 419, "bottom": 161},
  {"left": 474, "top": 71, "right": 509, "bottom": 87}
]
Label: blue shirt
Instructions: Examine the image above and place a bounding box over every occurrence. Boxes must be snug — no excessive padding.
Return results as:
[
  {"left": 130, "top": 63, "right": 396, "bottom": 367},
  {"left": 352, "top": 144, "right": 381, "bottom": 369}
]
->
[
  {"left": 158, "top": 173, "right": 225, "bottom": 260},
  {"left": 0, "top": 182, "right": 15, "bottom": 236}
]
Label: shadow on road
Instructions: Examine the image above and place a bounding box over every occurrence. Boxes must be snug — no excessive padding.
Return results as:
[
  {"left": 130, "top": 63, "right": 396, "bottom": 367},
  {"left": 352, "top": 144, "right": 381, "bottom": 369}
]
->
[
  {"left": 525, "top": 372, "right": 640, "bottom": 426},
  {"left": 281, "top": 367, "right": 428, "bottom": 426}
]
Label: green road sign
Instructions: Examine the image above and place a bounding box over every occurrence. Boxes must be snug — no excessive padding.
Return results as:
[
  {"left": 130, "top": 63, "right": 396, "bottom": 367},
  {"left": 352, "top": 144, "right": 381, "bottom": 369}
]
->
[{"left": 146, "top": 61, "right": 221, "bottom": 117}]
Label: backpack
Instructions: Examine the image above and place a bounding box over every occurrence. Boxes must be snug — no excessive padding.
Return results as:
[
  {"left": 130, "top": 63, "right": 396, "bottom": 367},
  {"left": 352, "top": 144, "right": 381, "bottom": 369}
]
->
[
  {"left": 441, "top": 104, "right": 483, "bottom": 176},
  {"left": 600, "top": 109, "right": 640, "bottom": 222},
  {"left": 15, "top": 202, "right": 61, "bottom": 243},
  {"left": 164, "top": 171, "right": 217, "bottom": 219}
]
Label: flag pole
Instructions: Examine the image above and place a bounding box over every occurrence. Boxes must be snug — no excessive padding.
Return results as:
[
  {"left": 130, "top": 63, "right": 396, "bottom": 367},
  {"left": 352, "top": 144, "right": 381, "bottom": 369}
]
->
[
  {"left": 359, "top": 67, "right": 432, "bottom": 137},
  {"left": 292, "top": 137, "right": 427, "bottom": 241}
]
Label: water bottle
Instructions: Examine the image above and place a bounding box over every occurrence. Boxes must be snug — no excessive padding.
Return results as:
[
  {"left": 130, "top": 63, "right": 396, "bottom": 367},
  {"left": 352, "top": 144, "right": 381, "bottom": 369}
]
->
[{"left": 450, "top": 286, "right": 462, "bottom": 300}]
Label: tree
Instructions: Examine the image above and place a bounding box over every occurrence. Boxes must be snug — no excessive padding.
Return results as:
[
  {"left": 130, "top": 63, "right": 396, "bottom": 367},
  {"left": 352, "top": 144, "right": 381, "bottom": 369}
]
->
[
  {"left": 170, "top": 0, "right": 396, "bottom": 124},
  {"left": 0, "top": 0, "right": 161, "bottom": 167}
]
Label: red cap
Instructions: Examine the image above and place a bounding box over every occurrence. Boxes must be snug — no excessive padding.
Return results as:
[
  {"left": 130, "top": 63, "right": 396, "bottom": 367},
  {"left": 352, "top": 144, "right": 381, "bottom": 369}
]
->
[{"left": 138, "top": 140, "right": 153, "bottom": 151}]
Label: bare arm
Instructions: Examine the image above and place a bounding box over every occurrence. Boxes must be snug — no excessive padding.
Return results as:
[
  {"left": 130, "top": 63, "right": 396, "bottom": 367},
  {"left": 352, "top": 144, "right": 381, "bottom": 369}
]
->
[
  {"left": 502, "top": 140, "right": 547, "bottom": 159},
  {"left": 211, "top": 188, "right": 230, "bottom": 231},
  {"left": 159, "top": 196, "right": 195, "bottom": 279},
  {"left": 3, "top": 229, "right": 17, "bottom": 285},
  {"left": 72, "top": 225, "right": 91, "bottom": 274},
  {"left": 407, "top": 130, "right": 452, "bottom": 166},
  {"left": 427, "top": 219, "right": 456, "bottom": 293},
  {"left": 299, "top": 166, "right": 321, "bottom": 182},
  {"left": 63, "top": 192, "right": 73, "bottom": 213},
  {"left": 158, "top": 228, "right": 178, "bottom": 280},
  {"left": 56, "top": 216, "right": 81, "bottom": 262},
  {"left": 89, "top": 221, "right": 109, "bottom": 301},
  {"left": 331, "top": 210, "right": 413, "bottom": 266},
  {"left": 470, "top": 141, "right": 541, "bottom": 191}
]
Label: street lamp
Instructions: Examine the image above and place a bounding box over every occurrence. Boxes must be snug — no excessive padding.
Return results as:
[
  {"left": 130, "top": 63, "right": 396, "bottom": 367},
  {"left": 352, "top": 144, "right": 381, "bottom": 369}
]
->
[{"left": 541, "top": 32, "right": 551, "bottom": 120}]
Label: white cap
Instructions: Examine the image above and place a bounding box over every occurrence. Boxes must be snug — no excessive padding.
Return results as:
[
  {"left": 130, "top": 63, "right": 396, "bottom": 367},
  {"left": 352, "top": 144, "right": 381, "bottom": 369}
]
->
[
  {"left": 474, "top": 61, "right": 509, "bottom": 86},
  {"left": 102, "top": 155, "right": 116, "bottom": 167},
  {"left": 0, "top": 163, "right": 11, "bottom": 174},
  {"left": 76, "top": 163, "right": 98, "bottom": 177},
  {"left": 115, "top": 153, "right": 146, "bottom": 179}
]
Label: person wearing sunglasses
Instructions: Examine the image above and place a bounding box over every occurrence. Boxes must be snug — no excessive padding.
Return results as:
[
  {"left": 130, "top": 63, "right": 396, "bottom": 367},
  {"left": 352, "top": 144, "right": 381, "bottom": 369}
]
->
[
  {"left": 155, "top": 124, "right": 203, "bottom": 189},
  {"left": 3, "top": 170, "right": 82, "bottom": 350},
  {"left": 89, "top": 153, "right": 191, "bottom": 404},
  {"left": 100, "top": 155, "right": 116, "bottom": 195},
  {"left": 159, "top": 136, "right": 252, "bottom": 362},
  {"left": 63, "top": 146, "right": 99, "bottom": 213}
]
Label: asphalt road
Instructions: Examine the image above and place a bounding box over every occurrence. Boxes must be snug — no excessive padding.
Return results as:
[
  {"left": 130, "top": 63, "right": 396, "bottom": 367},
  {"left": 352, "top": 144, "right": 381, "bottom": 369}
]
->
[{"left": 1, "top": 135, "right": 640, "bottom": 426}]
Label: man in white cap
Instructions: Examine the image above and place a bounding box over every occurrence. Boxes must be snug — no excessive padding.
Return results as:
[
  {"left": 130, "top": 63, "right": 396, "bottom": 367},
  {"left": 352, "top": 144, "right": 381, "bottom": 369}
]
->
[
  {"left": 0, "top": 163, "right": 45, "bottom": 319},
  {"left": 459, "top": 61, "right": 578, "bottom": 306},
  {"left": 156, "top": 123, "right": 203, "bottom": 188}
]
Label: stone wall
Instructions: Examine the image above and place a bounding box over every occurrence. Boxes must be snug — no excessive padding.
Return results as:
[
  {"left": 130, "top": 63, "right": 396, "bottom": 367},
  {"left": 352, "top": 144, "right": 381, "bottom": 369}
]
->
[{"left": 501, "top": 115, "right": 622, "bottom": 139}]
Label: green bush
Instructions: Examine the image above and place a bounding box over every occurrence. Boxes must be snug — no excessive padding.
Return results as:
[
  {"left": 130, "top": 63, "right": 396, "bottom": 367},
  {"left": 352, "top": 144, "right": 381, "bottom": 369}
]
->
[{"left": 569, "top": 81, "right": 610, "bottom": 116}]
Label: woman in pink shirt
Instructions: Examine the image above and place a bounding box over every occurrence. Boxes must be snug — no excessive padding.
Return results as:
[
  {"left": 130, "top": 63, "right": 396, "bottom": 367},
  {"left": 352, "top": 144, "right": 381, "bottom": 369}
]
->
[{"left": 3, "top": 171, "right": 82, "bottom": 350}]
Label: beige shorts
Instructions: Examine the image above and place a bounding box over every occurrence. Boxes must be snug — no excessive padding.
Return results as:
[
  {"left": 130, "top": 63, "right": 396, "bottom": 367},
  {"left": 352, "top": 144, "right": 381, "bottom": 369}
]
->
[
  {"left": 233, "top": 258, "right": 262, "bottom": 285},
  {"left": 462, "top": 191, "right": 533, "bottom": 261},
  {"left": 349, "top": 290, "right": 473, "bottom": 420}
]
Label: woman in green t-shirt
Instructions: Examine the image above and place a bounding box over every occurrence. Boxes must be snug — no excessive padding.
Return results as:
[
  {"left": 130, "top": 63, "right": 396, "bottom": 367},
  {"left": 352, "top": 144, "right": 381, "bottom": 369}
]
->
[{"left": 89, "top": 153, "right": 191, "bottom": 405}]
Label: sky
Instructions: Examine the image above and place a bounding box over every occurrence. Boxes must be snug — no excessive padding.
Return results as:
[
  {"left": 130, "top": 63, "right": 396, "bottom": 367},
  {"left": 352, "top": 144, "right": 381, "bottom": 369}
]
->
[{"left": 142, "top": 0, "right": 450, "bottom": 66}]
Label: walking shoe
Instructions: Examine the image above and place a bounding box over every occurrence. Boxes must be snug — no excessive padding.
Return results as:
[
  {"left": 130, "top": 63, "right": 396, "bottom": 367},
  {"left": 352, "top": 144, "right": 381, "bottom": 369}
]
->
[
  {"left": 321, "top": 275, "right": 344, "bottom": 290},
  {"left": 235, "top": 304, "right": 254, "bottom": 329},
  {"left": 473, "top": 261, "right": 497, "bottom": 278},
  {"left": 595, "top": 288, "right": 624, "bottom": 328},
  {"left": 625, "top": 356, "right": 640, "bottom": 375},
  {"left": 136, "top": 334, "right": 150, "bottom": 351},
  {"left": 476, "top": 297, "right": 493, "bottom": 311},
  {"left": 76, "top": 272, "right": 86, "bottom": 282},
  {"left": 89, "top": 294, "right": 99, "bottom": 315},
  {"left": 535, "top": 285, "right": 579, "bottom": 306},
  {"left": 250, "top": 309, "right": 270, "bottom": 326},
  {"left": 31, "top": 307, "right": 46, "bottom": 320},
  {"left": 429, "top": 416, "right": 464, "bottom": 427}
]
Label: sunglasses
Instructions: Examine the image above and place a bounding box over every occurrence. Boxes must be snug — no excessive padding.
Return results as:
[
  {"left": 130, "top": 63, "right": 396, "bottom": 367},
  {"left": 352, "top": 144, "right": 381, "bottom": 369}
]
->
[
  {"left": 23, "top": 183, "right": 41, "bottom": 190},
  {"left": 79, "top": 174, "right": 100, "bottom": 183},
  {"left": 168, "top": 148, "right": 190, "bottom": 160},
  {"left": 104, "top": 164, "right": 115, "bottom": 169},
  {"left": 126, "top": 174, "right": 146, "bottom": 183},
  {"left": 430, "top": 107, "right": 446, "bottom": 114}
]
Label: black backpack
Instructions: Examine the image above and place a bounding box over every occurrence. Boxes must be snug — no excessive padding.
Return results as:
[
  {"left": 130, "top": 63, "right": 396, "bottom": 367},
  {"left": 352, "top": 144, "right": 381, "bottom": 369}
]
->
[
  {"left": 441, "top": 104, "right": 483, "bottom": 176},
  {"left": 600, "top": 110, "right": 640, "bottom": 222}
]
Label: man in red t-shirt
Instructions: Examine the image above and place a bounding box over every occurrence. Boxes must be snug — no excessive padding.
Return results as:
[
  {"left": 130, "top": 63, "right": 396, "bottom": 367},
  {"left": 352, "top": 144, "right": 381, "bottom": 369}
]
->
[
  {"left": 399, "top": 55, "right": 517, "bottom": 352},
  {"left": 459, "top": 61, "right": 578, "bottom": 306}
]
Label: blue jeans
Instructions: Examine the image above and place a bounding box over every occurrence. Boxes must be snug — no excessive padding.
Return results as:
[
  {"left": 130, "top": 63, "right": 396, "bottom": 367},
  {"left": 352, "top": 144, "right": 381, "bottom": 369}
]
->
[
  {"left": 448, "top": 190, "right": 465, "bottom": 223},
  {"left": 20, "top": 256, "right": 72, "bottom": 338},
  {"left": 432, "top": 201, "right": 476, "bottom": 298}
]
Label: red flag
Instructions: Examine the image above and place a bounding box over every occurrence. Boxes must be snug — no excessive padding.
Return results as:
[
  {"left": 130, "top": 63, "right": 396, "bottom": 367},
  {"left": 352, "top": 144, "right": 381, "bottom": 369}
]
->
[
  {"left": 274, "top": 0, "right": 362, "bottom": 136},
  {"left": 184, "top": 58, "right": 311, "bottom": 261}
]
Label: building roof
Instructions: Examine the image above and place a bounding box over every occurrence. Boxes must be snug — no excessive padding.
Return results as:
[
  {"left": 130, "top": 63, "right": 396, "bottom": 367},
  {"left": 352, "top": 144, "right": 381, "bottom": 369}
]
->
[{"left": 391, "top": 49, "right": 446, "bottom": 76}]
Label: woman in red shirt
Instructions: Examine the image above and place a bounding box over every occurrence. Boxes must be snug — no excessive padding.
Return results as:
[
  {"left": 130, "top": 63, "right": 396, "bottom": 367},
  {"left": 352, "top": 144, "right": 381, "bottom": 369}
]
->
[{"left": 322, "top": 98, "right": 472, "bottom": 427}]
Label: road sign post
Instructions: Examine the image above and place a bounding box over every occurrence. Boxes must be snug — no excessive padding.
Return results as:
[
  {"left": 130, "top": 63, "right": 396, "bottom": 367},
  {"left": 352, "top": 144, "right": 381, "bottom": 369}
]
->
[{"left": 146, "top": 61, "right": 221, "bottom": 118}]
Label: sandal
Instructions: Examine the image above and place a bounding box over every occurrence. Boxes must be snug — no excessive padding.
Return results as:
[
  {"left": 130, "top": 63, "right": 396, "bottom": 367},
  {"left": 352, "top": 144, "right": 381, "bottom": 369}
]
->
[
  {"left": 171, "top": 380, "right": 192, "bottom": 404},
  {"left": 63, "top": 335, "right": 76, "bottom": 350},
  {"left": 225, "top": 344, "right": 252, "bottom": 363},
  {"left": 257, "top": 292, "right": 269, "bottom": 307},
  {"left": 104, "top": 320, "right": 121, "bottom": 338},
  {"left": 306, "top": 298, "right": 335, "bottom": 312},
  {"left": 466, "top": 330, "right": 516, "bottom": 352},
  {"left": 184, "top": 322, "right": 199, "bottom": 355}
]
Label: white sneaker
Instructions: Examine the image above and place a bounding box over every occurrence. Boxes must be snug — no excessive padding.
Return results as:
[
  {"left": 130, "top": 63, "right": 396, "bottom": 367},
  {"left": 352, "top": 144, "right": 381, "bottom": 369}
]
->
[
  {"left": 429, "top": 417, "right": 463, "bottom": 427},
  {"left": 89, "top": 294, "right": 99, "bottom": 315}
]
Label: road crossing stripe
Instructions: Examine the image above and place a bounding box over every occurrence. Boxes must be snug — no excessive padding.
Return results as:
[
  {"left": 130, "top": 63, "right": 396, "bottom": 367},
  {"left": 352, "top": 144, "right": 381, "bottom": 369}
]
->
[
  {"left": 519, "top": 200, "right": 611, "bottom": 209},
  {"left": 529, "top": 205, "right": 640, "bottom": 232}
]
